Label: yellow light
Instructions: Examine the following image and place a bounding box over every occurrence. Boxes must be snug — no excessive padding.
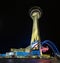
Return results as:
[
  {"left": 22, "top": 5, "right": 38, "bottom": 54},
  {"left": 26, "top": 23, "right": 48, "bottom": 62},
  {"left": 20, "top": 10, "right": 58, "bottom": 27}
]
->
[{"left": 30, "top": 10, "right": 41, "bottom": 44}]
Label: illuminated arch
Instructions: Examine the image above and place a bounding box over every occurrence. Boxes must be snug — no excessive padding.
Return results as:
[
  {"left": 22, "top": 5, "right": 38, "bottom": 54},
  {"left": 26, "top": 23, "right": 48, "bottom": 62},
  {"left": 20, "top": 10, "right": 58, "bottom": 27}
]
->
[{"left": 41, "top": 40, "right": 60, "bottom": 54}]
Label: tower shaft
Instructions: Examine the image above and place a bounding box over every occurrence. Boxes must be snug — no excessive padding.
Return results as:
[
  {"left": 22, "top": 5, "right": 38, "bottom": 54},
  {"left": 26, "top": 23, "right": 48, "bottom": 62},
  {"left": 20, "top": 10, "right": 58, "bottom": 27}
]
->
[{"left": 31, "top": 15, "right": 41, "bottom": 44}]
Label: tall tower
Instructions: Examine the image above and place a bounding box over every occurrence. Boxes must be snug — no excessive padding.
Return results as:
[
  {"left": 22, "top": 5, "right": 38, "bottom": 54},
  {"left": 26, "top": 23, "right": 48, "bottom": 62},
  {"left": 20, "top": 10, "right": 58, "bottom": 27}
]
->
[
  {"left": 29, "top": 6, "right": 42, "bottom": 57},
  {"left": 30, "top": 6, "right": 42, "bottom": 44}
]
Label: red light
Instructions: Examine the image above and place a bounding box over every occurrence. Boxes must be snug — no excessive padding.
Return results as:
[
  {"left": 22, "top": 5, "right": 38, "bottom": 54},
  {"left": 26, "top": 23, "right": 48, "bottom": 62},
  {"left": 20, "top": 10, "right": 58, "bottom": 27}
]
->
[{"left": 40, "top": 46, "right": 49, "bottom": 52}]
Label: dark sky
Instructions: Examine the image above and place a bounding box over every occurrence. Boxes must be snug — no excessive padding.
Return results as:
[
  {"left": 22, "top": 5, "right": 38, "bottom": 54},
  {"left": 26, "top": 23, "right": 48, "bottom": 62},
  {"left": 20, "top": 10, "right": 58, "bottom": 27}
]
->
[{"left": 0, "top": 0, "right": 59, "bottom": 53}]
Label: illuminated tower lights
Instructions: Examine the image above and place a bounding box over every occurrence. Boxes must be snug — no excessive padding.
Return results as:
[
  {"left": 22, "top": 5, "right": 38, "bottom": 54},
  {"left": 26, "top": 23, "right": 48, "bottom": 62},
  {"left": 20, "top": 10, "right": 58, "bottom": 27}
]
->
[
  {"left": 0, "top": 6, "right": 59, "bottom": 58},
  {"left": 29, "top": 6, "right": 42, "bottom": 57}
]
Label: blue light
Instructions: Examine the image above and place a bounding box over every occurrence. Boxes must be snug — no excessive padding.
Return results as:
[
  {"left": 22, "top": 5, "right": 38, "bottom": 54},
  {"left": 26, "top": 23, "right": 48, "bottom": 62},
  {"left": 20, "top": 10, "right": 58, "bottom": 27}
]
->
[
  {"left": 0, "top": 54, "right": 6, "bottom": 57},
  {"left": 16, "top": 52, "right": 29, "bottom": 56},
  {"left": 31, "top": 50, "right": 40, "bottom": 55}
]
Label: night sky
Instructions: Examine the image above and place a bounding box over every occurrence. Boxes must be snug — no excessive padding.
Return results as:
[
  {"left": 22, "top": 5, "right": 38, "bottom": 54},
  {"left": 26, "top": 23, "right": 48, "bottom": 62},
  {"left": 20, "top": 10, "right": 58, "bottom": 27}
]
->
[{"left": 0, "top": 0, "right": 59, "bottom": 53}]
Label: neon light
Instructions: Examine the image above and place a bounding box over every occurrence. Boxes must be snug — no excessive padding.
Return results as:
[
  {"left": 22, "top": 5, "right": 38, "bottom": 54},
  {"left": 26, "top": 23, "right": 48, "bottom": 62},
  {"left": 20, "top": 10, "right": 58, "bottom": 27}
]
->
[
  {"left": 41, "top": 40, "right": 60, "bottom": 54},
  {"left": 41, "top": 46, "right": 49, "bottom": 52}
]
